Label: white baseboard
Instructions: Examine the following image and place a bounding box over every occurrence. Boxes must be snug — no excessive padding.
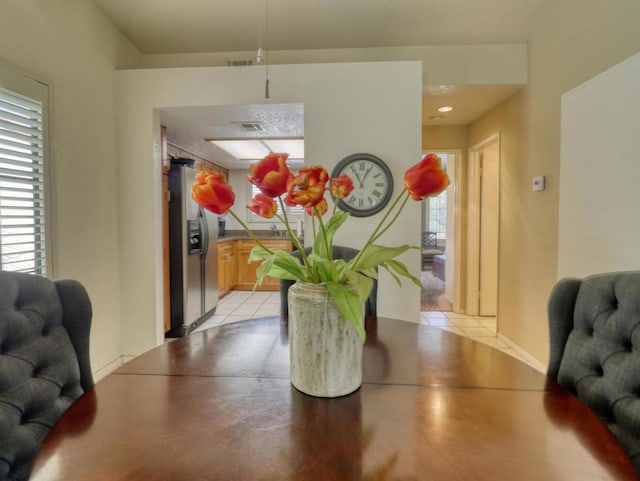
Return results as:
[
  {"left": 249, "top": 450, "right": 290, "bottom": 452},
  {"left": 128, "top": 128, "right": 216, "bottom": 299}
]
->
[
  {"left": 93, "top": 356, "right": 125, "bottom": 383},
  {"left": 497, "top": 334, "right": 547, "bottom": 374}
]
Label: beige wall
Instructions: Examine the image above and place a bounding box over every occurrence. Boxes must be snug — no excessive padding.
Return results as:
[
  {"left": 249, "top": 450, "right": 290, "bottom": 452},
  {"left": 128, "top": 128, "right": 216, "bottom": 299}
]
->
[
  {"left": 468, "top": 0, "right": 640, "bottom": 364},
  {"left": 0, "top": 0, "right": 142, "bottom": 378},
  {"left": 422, "top": 126, "right": 468, "bottom": 152}
]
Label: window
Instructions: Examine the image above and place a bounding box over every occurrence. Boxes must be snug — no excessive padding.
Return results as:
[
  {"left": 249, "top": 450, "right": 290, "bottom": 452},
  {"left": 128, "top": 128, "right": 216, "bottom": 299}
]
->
[
  {"left": 0, "top": 77, "right": 48, "bottom": 275},
  {"left": 248, "top": 179, "right": 304, "bottom": 221},
  {"left": 427, "top": 191, "right": 447, "bottom": 241},
  {"left": 422, "top": 152, "right": 448, "bottom": 243}
]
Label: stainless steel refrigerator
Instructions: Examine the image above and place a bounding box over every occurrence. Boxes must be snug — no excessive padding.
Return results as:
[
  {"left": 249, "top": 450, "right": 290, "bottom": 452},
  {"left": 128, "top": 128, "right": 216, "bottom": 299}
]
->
[{"left": 167, "top": 158, "right": 218, "bottom": 336}]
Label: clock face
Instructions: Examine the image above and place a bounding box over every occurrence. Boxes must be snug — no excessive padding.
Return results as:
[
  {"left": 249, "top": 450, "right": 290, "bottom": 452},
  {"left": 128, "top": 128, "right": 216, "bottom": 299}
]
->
[{"left": 331, "top": 153, "right": 393, "bottom": 217}]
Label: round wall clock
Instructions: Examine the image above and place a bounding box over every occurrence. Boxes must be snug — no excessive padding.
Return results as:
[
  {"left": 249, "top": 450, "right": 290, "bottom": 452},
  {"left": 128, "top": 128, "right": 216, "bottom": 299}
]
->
[{"left": 330, "top": 153, "right": 394, "bottom": 217}]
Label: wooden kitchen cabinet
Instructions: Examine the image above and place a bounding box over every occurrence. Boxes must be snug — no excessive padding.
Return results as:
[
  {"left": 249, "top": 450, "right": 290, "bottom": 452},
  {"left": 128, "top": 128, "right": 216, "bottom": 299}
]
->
[
  {"left": 218, "top": 240, "right": 236, "bottom": 298},
  {"left": 235, "top": 239, "right": 292, "bottom": 291}
]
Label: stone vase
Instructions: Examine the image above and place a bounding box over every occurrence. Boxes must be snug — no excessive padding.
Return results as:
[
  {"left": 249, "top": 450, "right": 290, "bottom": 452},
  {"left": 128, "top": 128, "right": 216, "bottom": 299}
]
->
[{"left": 288, "top": 282, "right": 364, "bottom": 398}]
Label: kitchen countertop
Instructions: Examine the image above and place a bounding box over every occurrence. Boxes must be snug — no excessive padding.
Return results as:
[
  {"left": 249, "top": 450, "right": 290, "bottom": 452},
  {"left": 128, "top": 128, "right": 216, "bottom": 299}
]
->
[{"left": 218, "top": 230, "right": 301, "bottom": 243}]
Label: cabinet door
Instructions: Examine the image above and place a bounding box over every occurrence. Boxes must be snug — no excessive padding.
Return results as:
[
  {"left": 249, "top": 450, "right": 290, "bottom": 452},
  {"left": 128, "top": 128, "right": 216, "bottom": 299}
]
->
[
  {"left": 235, "top": 243, "right": 256, "bottom": 290},
  {"left": 225, "top": 245, "right": 236, "bottom": 290},
  {"left": 235, "top": 240, "right": 291, "bottom": 291},
  {"left": 218, "top": 242, "right": 235, "bottom": 296}
]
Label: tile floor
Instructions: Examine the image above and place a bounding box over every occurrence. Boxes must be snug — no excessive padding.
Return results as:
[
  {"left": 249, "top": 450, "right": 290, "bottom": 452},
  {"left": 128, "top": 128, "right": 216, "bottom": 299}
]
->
[{"left": 193, "top": 290, "right": 533, "bottom": 367}]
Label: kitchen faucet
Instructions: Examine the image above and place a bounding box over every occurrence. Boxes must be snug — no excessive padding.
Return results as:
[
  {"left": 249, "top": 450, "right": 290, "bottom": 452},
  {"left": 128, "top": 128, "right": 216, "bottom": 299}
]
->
[{"left": 270, "top": 224, "right": 280, "bottom": 237}]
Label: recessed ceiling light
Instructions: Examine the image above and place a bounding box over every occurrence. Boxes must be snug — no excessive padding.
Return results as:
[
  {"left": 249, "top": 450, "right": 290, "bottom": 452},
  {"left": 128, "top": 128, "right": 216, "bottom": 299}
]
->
[{"left": 437, "top": 106, "right": 454, "bottom": 113}]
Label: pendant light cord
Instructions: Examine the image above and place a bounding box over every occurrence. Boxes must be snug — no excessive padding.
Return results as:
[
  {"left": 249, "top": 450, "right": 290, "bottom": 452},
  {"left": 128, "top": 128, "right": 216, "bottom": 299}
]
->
[{"left": 265, "top": 0, "right": 270, "bottom": 98}]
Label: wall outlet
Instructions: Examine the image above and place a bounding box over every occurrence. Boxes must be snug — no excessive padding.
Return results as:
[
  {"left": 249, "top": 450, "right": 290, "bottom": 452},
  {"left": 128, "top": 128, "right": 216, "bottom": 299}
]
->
[{"left": 532, "top": 176, "right": 545, "bottom": 191}]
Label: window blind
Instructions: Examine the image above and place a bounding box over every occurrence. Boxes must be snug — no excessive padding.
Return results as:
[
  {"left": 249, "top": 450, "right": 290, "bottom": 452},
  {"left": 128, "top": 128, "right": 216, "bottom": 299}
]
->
[
  {"left": 428, "top": 191, "right": 447, "bottom": 241},
  {"left": 0, "top": 86, "right": 46, "bottom": 275},
  {"left": 249, "top": 181, "right": 304, "bottom": 219}
]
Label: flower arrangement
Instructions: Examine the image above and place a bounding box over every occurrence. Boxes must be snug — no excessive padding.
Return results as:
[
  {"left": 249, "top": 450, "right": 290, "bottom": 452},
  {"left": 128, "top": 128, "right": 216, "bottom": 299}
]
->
[{"left": 191, "top": 152, "right": 449, "bottom": 341}]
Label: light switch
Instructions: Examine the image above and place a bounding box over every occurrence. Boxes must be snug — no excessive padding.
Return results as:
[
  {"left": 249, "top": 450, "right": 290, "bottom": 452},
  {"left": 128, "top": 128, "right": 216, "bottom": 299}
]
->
[{"left": 532, "top": 176, "right": 545, "bottom": 191}]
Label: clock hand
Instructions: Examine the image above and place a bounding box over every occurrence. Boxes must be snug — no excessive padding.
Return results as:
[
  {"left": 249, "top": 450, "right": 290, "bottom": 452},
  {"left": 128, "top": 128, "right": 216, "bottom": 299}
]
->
[
  {"left": 353, "top": 171, "right": 364, "bottom": 188},
  {"left": 361, "top": 167, "right": 372, "bottom": 186}
]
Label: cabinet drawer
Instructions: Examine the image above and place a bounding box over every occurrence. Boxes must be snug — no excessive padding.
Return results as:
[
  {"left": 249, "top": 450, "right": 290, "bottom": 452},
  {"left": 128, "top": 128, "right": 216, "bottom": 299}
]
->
[{"left": 236, "top": 239, "right": 291, "bottom": 251}]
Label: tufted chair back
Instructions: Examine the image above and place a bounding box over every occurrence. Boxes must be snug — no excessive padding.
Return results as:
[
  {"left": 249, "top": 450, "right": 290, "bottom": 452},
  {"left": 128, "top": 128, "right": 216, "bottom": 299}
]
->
[
  {"left": 279, "top": 246, "right": 378, "bottom": 319},
  {"left": 0, "top": 271, "right": 93, "bottom": 481},
  {"left": 547, "top": 271, "right": 640, "bottom": 474}
]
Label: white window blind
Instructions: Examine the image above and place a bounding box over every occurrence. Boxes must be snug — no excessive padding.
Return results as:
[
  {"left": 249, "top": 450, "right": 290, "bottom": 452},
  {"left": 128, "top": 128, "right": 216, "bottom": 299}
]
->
[
  {"left": 428, "top": 191, "right": 447, "bottom": 241},
  {"left": 248, "top": 179, "right": 304, "bottom": 220},
  {"left": 0, "top": 85, "right": 47, "bottom": 275}
]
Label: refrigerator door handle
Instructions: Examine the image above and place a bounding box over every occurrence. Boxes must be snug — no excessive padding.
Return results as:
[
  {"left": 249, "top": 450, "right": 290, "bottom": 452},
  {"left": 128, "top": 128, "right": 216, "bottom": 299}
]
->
[{"left": 199, "top": 206, "right": 209, "bottom": 258}]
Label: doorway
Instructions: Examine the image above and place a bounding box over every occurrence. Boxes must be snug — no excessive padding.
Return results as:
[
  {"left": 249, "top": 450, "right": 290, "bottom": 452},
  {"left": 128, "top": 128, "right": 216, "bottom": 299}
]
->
[
  {"left": 466, "top": 135, "right": 500, "bottom": 317},
  {"left": 420, "top": 151, "right": 458, "bottom": 312}
]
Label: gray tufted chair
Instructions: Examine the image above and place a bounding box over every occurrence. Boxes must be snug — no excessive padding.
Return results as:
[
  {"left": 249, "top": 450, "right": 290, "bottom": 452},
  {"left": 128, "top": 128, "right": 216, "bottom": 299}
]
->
[
  {"left": 0, "top": 271, "right": 93, "bottom": 481},
  {"left": 547, "top": 271, "right": 640, "bottom": 474},
  {"left": 279, "top": 246, "right": 378, "bottom": 319}
]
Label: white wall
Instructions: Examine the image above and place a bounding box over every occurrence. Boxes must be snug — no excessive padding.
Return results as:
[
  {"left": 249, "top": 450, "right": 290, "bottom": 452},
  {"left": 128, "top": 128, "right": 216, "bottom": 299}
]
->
[
  {"left": 117, "top": 62, "right": 422, "bottom": 357},
  {"left": 558, "top": 53, "right": 640, "bottom": 278},
  {"left": 0, "top": 0, "right": 142, "bottom": 378}
]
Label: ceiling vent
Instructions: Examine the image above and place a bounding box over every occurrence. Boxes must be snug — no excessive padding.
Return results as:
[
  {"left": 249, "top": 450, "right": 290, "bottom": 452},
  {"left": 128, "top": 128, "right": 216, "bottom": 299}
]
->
[
  {"left": 237, "top": 121, "right": 266, "bottom": 132},
  {"left": 226, "top": 59, "right": 254, "bottom": 67}
]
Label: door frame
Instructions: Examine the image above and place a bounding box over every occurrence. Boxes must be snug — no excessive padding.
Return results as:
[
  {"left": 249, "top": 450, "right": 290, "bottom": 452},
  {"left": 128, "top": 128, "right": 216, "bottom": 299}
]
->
[{"left": 466, "top": 134, "right": 500, "bottom": 316}]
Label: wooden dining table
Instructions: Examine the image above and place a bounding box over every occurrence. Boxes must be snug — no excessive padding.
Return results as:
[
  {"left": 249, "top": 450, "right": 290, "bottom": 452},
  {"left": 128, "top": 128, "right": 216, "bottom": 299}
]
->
[{"left": 29, "top": 315, "right": 636, "bottom": 480}]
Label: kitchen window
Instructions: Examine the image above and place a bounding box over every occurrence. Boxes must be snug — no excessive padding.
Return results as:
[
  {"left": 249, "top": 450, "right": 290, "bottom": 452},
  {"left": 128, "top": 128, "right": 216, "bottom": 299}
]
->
[
  {"left": 248, "top": 181, "right": 304, "bottom": 220},
  {"left": 0, "top": 65, "right": 49, "bottom": 275}
]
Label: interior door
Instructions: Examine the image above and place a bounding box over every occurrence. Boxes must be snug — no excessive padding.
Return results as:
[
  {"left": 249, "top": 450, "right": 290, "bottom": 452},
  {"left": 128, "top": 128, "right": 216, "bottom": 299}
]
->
[{"left": 479, "top": 145, "right": 499, "bottom": 316}]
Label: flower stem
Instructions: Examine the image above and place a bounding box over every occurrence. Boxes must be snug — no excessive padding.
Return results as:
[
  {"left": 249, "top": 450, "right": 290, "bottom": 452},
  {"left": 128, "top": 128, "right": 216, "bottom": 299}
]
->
[
  {"left": 227, "top": 209, "right": 274, "bottom": 254},
  {"left": 371, "top": 192, "right": 410, "bottom": 244},
  {"left": 276, "top": 198, "right": 311, "bottom": 274},
  {"left": 314, "top": 205, "right": 332, "bottom": 261},
  {"left": 349, "top": 187, "right": 408, "bottom": 269},
  {"left": 310, "top": 212, "right": 317, "bottom": 239}
]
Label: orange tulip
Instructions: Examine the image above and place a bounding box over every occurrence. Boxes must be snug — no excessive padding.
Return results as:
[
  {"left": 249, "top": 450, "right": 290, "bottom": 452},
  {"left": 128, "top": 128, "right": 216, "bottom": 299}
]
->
[
  {"left": 191, "top": 171, "right": 235, "bottom": 215},
  {"left": 403, "top": 153, "right": 450, "bottom": 201},
  {"left": 286, "top": 165, "right": 329, "bottom": 208},
  {"left": 247, "top": 193, "right": 278, "bottom": 219},
  {"left": 330, "top": 174, "right": 354, "bottom": 200},
  {"left": 305, "top": 197, "right": 328, "bottom": 216},
  {"left": 248, "top": 152, "right": 292, "bottom": 198}
]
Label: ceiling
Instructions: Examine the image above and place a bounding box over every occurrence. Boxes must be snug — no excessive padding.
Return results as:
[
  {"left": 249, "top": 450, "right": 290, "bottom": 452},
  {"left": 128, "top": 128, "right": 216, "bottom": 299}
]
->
[
  {"left": 94, "top": 0, "right": 556, "bottom": 54},
  {"left": 95, "top": 0, "right": 555, "bottom": 166}
]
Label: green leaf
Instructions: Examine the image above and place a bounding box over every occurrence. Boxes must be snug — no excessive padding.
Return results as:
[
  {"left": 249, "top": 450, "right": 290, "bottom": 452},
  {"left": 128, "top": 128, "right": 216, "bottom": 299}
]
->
[
  {"left": 268, "top": 251, "right": 308, "bottom": 281},
  {"left": 254, "top": 254, "right": 275, "bottom": 289},
  {"left": 312, "top": 211, "right": 349, "bottom": 258},
  {"left": 352, "top": 244, "right": 412, "bottom": 271},
  {"left": 358, "top": 266, "right": 378, "bottom": 279},
  {"left": 345, "top": 271, "right": 374, "bottom": 304},
  {"left": 326, "top": 281, "right": 366, "bottom": 342},
  {"left": 248, "top": 245, "right": 272, "bottom": 262},
  {"left": 315, "top": 257, "right": 347, "bottom": 284},
  {"left": 379, "top": 262, "right": 402, "bottom": 286},
  {"left": 250, "top": 248, "right": 310, "bottom": 286},
  {"left": 385, "top": 259, "right": 423, "bottom": 288}
]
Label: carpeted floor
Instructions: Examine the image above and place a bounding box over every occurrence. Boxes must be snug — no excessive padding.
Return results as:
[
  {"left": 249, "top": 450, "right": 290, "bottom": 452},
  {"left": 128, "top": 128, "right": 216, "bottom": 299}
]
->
[{"left": 420, "top": 270, "right": 452, "bottom": 311}]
